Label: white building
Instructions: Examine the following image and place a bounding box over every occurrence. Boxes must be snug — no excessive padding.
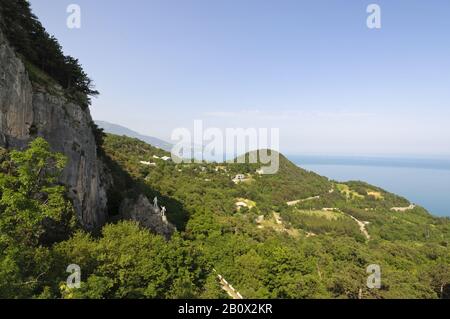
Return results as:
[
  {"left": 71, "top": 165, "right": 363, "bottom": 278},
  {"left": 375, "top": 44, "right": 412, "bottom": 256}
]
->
[
  {"left": 139, "top": 161, "right": 156, "bottom": 166},
  {"left": 232, "top": 174, "right": 246, "bottom": 184}
]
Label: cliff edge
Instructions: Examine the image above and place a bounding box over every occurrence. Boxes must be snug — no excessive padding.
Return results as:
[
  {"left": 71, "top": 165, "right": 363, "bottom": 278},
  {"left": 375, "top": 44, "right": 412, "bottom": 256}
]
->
[{"left": 0, "top": 28, "right": 108, "bottom": 230}]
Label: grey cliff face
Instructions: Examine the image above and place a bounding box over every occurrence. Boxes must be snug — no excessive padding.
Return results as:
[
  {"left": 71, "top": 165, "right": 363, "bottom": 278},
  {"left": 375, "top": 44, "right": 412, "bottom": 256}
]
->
[
  {"left": 0, "top": 28, "right": 108, "bottom": 230},
  {"left": 0, "top": 29, "right": 175, "bottom": 237}
]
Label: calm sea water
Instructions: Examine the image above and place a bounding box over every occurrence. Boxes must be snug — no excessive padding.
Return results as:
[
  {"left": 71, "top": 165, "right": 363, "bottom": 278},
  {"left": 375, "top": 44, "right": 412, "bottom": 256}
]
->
[{"left": 288, "top": 156, "right": 450, "bottom": 217}]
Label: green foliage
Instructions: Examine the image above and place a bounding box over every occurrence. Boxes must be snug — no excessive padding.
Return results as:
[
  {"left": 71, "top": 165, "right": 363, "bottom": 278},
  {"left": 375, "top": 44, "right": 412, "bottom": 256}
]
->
[
  {"left": 0, "top": 139, "right": 213, "bottom": 299},
  {"left": 98, "top": 133, "right": 450, "bottom": 299},
  {"left": 1, "top": 134, "right": 449, "bottom": 299},
  {"left": 1, "top": 0, "right": 449, "bottom": 300},
  {"left": 282, "top": 208, "right": 365, "bottom": 241},
  {"left": 0, "top": 138, "right": 75, "bottom": 298},
  {"left": 54, "top": 222, "right": 210, "bottom": 299},
  {"left": 0, "top": 138, "right": 74, "bottom": 245}
]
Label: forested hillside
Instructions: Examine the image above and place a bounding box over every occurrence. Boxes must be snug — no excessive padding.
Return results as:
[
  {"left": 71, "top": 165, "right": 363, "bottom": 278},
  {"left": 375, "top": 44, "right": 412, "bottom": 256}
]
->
[
  {"left": 0, "top": 0, "right": 448, "bottom": 299},
  {"left": 98, "top": 134, "right": 450, "bottom": 299},
  {"left": 2, "top": 134, "right": 449, "bottom": 298}
]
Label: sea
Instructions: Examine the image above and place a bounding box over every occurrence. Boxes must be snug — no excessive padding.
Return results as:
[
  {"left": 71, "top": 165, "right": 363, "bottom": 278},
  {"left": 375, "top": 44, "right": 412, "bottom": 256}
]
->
[{"left": 288, "top": 155, "right": 450, "bottom": 217}]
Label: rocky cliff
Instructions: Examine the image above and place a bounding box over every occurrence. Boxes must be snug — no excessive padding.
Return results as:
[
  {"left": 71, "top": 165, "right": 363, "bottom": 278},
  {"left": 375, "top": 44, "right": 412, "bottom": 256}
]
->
[
  {"left": 0, "top": 27, "right": 175, "bottom": 237},
  {"left": 0, "top": 28, "right": 109, "bottom": 230}
]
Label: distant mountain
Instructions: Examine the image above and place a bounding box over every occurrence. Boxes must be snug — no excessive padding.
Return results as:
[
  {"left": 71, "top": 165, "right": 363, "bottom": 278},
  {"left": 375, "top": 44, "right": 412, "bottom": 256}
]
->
[{"left": 95, "top": 120, "right": 173, "bottom": 152}]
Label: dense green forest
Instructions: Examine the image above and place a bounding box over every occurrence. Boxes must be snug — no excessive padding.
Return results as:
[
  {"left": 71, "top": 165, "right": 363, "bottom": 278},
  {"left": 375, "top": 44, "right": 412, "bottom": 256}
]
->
[
  {"left": 2, "top": 135, "right": 448, "bottom": 299},
  {"left": 0, "top": 0, "right": 98, "bottom": 107},
  {"left": 0, "top": 139, "right": 218, "bottom": 298},
  {"left": 98, "top": 134, "right": 450, "bottom": 299}
]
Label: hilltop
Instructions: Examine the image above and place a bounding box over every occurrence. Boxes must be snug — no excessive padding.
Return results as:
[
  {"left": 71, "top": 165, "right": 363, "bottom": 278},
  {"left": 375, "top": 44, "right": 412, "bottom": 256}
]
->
[
  {"left": 102, "top": 134, "right": 450, "bottom": 241},
  {"left": 98, "top": 133, "right": 450, "bottom": 298}
]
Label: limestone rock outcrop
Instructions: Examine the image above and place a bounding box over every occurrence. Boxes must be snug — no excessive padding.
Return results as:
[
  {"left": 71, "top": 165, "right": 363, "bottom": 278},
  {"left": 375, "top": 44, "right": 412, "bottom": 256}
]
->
[
  {"left": 0, "top": 28, "right": 109, "bottom": 230},
  {"left": 119, "top": 195, "right": 175, "bottom": 239},
  {"left": 0, "top": 27, "right": 175, "bottom": 237}
]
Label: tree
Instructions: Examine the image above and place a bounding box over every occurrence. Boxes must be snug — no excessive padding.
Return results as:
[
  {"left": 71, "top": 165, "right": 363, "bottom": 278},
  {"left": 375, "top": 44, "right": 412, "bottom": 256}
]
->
[
  {"left": 427, "top": 262, "right": 450, "bottom": 299},
  {"left": 0, "top": 138, "right": 75, "bottom": 298},
  {"left": 0, "top": 138, "right": 74, "bottom": 245},
  {"left": 55, "top": 222, "right": 210, "bottom": 299}
]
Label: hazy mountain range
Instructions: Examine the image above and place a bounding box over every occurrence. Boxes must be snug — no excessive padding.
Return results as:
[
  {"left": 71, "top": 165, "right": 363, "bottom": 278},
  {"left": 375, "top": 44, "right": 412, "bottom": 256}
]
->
[{"left": 95, "top": 120, "right": 173, "bottom": 152}]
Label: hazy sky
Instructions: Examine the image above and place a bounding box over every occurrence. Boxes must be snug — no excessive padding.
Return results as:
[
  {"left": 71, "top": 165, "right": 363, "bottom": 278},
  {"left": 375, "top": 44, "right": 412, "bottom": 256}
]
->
[{"left": 28, "top": 0, "right": 450, "bottom": 157}]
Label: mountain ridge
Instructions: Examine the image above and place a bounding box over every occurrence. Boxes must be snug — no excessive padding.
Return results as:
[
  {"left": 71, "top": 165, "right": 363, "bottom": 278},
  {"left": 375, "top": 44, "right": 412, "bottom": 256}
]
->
[{"left": 95, "top": 120, "right": 173, "bottom": 152}]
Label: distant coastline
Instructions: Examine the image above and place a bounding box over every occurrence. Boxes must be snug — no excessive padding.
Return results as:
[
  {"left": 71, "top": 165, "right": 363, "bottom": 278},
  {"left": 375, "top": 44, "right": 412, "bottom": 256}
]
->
[
  {"left": 289, "top": 155, "right": 450, "bottom": 217},
  {"left": 288, "top": 155, "right": 450, "bottom": 171}
]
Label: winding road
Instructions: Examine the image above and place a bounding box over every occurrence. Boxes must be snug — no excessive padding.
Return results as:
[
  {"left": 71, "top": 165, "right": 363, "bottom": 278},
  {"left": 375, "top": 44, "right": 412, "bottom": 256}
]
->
[
  {"left": 391, "top": 204, "right": 416, "bottom": 212},
  {"left": 348, "top": 215, "right": 370, "bottom": 240},
  {"left": 213, "top": 269, "right": 243, "bottom": 299}
]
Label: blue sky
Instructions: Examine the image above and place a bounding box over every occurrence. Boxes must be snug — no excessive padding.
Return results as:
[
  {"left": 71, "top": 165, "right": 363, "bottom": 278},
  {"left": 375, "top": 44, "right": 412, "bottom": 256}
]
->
[{"left": 28, "top": 0, "right": 450, "bottom": 157}]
